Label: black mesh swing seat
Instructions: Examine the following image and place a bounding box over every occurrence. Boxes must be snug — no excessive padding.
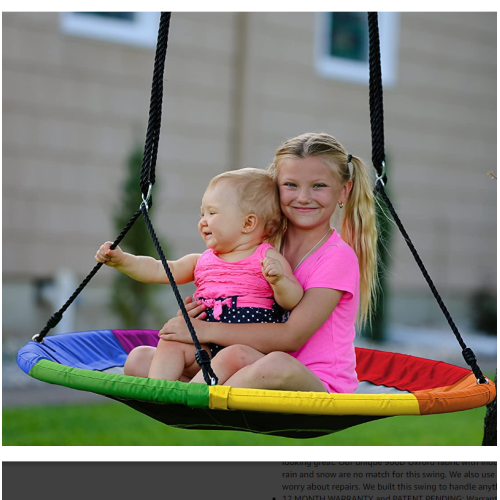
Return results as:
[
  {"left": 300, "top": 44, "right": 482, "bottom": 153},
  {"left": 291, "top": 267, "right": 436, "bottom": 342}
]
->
[{"left": 17, "top": 13, "right": 495, "bottom": 439}]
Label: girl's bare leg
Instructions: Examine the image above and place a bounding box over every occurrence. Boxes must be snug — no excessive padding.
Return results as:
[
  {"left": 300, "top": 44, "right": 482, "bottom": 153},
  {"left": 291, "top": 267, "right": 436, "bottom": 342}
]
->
[
  {"left": 124, "top": 346, "right": 156, "bottom": 377},
  {"left": 225, "top": 351, "right": 328, "bottom": 392},
  {"left": 148, "top": 339, "right": 210, "bottom": 381},
  {"left": 190, "top": 345, "right": 265, "bottom": 385}
]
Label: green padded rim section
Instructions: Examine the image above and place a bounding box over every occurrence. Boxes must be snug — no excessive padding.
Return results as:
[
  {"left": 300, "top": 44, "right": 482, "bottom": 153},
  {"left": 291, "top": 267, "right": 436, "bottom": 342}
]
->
[{"left": 30, "top": 359, "right": 209, "bottom": 408}]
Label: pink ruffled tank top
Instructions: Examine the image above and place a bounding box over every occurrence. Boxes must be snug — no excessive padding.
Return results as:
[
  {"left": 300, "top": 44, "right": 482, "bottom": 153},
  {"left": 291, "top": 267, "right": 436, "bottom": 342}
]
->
[{"left": 193, "top": 243, "right": 275, "bottom": 319}]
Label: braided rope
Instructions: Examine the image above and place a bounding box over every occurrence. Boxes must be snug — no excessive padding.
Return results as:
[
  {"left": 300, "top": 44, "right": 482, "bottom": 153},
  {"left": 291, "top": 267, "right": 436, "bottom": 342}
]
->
[
  {"left": 35, "top": 15, "right": 171, "bottom": 341},
  {"left": 33, "top": 12, "right": 171, "bottom": 342},
  {"left": 139, "top": 12, "right": 171, "bottom": 204},
  {"left": 35, "top": 13, "right": 219, "bottom": 384},
  {"left": 375, "top": 185, "right": 486, "bottom": 383},
  {"left": 140, "top": 205, "right": 218, "bottom": 385},
  {"left": 367, "top": 13, "right": 486, "bottom": 384},
  {"left": 368, "top": 12, "right": 387, "bottom": 185},
  {"left": 33, "top": 209, "right": 142, "bottom": 342}
]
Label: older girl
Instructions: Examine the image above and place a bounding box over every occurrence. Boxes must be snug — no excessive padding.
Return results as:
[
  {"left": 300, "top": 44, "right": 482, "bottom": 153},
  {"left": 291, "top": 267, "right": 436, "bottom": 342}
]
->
[{"left": 161, "top": 132, "right": 378, "bottom": 393}]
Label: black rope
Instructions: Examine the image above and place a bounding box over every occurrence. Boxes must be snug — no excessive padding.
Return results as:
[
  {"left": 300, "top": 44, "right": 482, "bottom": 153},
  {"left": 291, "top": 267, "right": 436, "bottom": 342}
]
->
[
  {"left": 139, "top": 12, "right": 171, "bottom": 204},
  {"left": 35, "top": 12, "right": 219, "bottom": 384},
  {"left": 33, "top": 209, "right": 142, "bottom": 342},
  {"left": 375, "top": 185, "right": 486, "bottom": 383},
  {"left": 367, "top": 12, "right": 387, "bottom": 185},
  {"left": 35, "top": 15, "right": 172, "bottom": 341},
  {"left": 367, "top": 13, "right": 487, "bottom": 384},
  {"left": 140, "top": 205, "right": 218, "bottom": 385},
  {"left": 135, "top": 13, "right": 218, "bottom": 383}
]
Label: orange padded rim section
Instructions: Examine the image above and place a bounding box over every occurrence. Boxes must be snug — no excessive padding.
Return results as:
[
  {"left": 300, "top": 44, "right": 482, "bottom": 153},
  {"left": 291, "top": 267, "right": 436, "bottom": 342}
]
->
[{"left": 414, "top": 373, "right": 496, "bottom": 415}]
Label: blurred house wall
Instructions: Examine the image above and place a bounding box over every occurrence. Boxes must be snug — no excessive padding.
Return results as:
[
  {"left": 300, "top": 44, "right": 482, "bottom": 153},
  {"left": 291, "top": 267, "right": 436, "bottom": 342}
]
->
[{"left": 2, "top": 12, "right": 496, "bottom": 337}]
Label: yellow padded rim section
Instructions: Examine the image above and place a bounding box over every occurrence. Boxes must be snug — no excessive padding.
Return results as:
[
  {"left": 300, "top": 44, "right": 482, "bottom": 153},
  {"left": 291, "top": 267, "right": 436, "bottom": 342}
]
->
[
  {"left": 209, "top": 385, "right": 231, "bottom": 410},
  {"left": 209, "top": 387, "right": 421, "bottom": 416}
]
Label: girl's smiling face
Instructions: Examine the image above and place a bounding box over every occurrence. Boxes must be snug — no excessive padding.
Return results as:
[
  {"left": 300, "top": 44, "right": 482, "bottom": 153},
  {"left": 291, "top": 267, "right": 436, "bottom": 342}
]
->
[{"left": 277, "top": 156, "right": 351, "bottom": 230}]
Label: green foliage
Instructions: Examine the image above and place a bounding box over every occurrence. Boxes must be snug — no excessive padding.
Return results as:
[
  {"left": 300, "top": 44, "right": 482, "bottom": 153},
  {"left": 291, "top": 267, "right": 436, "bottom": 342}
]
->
[
  {"left": 111, "top": 145, "right": 171, "bottom": 328},
  {"left": 360, "top": 184, "right": 393, "bottom": 341},
  {"left": 3, "top": 401, "right": 488, "bottom": 446},
  {"left": 470, "top": 289, "right": 497, "bottom": 336}
]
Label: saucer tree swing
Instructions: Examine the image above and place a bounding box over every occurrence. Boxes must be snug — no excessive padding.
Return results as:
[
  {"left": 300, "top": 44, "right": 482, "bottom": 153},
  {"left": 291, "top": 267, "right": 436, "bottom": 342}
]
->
[{"left": 17, "top": 12, "right": 495, "bottom": 441}]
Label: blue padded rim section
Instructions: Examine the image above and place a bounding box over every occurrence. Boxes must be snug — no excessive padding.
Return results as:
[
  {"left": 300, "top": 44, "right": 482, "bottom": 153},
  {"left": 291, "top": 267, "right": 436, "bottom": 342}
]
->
[{"left": 17, "top": 329, "right": 128, "bottom": 375}]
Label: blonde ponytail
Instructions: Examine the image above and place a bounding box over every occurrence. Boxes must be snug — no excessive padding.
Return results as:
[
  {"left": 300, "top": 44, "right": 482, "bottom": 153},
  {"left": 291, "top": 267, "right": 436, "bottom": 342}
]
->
[{"left": 341, "top": 155, "right": 378, "bottom": 328}]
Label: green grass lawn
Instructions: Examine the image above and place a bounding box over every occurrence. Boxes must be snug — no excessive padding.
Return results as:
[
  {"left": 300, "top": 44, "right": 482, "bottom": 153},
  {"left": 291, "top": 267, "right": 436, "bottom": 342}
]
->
[{"left": 3, "top": 399, "right": 488, "bottom": 446}]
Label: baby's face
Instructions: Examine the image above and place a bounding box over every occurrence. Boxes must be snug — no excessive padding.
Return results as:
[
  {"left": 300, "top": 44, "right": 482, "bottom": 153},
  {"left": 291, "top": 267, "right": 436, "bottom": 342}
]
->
[{"left": 198, "top": 182, "right": 246, "bottom": 253}]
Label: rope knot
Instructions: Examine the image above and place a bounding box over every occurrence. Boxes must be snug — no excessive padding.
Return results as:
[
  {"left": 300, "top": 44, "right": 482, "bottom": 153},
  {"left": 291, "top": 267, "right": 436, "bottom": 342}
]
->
[
  {"left": 47, "top": 311, "right": 63, "bottom": 329},
  {"left": 462, "top": 347, "right": 477, "bottom": 367},
  {"left": 195, "top": 349, "right": 211, "bottom": 367}
]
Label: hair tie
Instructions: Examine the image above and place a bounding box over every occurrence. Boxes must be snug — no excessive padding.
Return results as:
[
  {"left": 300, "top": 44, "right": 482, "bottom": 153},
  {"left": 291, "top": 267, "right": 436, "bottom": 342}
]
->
[{"left": 347, "top": 154, "right": 353, "bottom": 163}]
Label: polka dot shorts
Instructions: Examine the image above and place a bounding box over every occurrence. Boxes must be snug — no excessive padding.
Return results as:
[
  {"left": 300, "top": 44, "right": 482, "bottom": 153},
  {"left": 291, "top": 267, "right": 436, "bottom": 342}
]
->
[{"left": 200, "top": 296, "right": 286, "bottom": 357}]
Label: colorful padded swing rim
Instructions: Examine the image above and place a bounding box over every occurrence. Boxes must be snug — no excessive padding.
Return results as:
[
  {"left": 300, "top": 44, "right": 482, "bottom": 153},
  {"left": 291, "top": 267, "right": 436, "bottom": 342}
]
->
[{"left": 17, "top": 329, "right": 496, "bottom": 417}]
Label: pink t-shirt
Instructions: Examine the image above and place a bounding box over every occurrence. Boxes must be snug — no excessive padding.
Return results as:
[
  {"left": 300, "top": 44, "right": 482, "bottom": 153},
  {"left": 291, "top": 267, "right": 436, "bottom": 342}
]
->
[{"left": 289, "top": 229, "right": 359, "bottom": 393}]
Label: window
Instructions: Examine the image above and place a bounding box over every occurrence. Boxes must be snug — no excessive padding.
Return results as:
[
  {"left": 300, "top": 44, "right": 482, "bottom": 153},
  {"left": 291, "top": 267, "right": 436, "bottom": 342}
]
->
[
  {"left": 60, "top": 12, "right": 160, "bottom": 49},
  {"left": 314, "top": 12, "right": 399, "bottom": 87}
]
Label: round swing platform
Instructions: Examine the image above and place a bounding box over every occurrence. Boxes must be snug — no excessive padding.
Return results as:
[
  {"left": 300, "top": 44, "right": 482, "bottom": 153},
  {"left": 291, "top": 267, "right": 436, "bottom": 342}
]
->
[{"left": 17, "top": 329, "right": 495, "bottom": 439}]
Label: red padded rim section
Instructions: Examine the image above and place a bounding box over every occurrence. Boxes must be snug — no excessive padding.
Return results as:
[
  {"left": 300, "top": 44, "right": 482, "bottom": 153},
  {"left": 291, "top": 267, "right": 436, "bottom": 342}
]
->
[{"left": 355, "top": 347, "right": 470, "bottom": 392}]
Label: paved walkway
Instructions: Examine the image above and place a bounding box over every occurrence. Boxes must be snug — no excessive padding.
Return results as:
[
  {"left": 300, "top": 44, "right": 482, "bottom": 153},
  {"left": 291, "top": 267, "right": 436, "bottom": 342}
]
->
[{"left": 3, "top": 383, "right": 112, "bottom": 407}]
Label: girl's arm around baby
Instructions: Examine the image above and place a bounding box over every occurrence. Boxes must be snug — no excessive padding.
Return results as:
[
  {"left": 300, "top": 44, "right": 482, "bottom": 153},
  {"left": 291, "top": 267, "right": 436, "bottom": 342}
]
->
[
  {"left": 261, "top": 248, "right": 303, "bottom": 310},
  {"left": 160, "top": 287, "right": 343, "bottom": 353},
  {"left": 95, "top": 241, "right": 200, "bottom": 284}
]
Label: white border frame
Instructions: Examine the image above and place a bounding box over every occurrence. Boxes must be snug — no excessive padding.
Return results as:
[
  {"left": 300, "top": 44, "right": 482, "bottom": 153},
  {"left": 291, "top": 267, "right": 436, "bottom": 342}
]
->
[
  {"left": 60, "top": 12, "right": 160, "bottom": 49},
  {"left": 314, "top": 12, "right": 400, "bottom": 88}
]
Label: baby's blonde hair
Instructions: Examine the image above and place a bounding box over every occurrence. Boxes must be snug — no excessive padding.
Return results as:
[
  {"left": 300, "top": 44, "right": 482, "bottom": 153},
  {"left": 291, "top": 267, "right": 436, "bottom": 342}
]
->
[
  {"left": 207, "top": 168, "right": 283, "bottom": 247},
  {"left": 269, "top": 133, "right": 378, "bottom": 328}
]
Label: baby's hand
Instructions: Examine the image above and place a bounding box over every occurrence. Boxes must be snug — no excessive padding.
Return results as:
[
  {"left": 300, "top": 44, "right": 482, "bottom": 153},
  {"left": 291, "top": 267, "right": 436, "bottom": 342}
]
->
[
  {"left": 95, "top": 241, "right": 125, "bottom": 267},
  {"left": 261, "top": 257, "right": 284, "bottom": 285}
]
